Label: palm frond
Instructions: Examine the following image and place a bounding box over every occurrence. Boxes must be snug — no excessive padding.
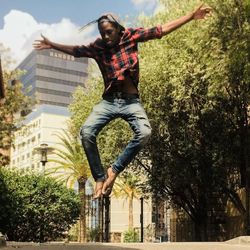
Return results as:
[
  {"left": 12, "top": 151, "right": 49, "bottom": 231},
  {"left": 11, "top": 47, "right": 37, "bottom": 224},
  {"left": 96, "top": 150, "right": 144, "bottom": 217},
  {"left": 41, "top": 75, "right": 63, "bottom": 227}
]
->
[{"left": 48, "top": 129, "right": 91, "bottom": 187}]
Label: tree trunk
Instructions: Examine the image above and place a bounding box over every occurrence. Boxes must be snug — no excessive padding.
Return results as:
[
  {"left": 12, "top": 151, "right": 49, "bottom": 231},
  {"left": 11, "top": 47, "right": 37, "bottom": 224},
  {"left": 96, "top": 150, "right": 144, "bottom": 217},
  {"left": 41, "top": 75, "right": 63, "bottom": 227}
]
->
[
  {"left": 194, "top": 216, "right": 208, "bottom": 241},
  {"left": 0, "top": 57, "right": 5, "bottom": 99},
  {"left": 78, "top": 177, "right": 86, "bottom": 243},
  {"left": 128, "top": 193, "right": 133, "bottom": 230}
]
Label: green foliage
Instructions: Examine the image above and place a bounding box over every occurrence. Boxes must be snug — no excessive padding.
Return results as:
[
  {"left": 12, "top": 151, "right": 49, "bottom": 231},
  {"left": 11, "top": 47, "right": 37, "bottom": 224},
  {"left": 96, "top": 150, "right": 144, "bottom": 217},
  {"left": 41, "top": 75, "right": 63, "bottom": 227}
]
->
[
  {"left": 47, "top": 129, "right": 90, "bottom": 188},
  {"left": 0, "top": 66, "right": 33, "bottom": 166},
  {"left": 206, "top": 0, "right": 250, "bottom": 187},
  {"left": 123, "top": 228, "right": 139, "bottom": 243},
  {"left": 47, "top": 129, "right": 91, "bottom": 242},
  {"left": 87, "top": 227, "right": 101, "bottom": 242},
  {"left": 113, "top": 172, "right": 142, "bottom": 229},
  {"left": 137, "top": 0, "right": 249, "bottom": 240},
  {"left": 114, "top": 172, "right": 141, "bottom": 199},
  {"left": 0, "top": 169, "right": 80, "bottom": 242}
]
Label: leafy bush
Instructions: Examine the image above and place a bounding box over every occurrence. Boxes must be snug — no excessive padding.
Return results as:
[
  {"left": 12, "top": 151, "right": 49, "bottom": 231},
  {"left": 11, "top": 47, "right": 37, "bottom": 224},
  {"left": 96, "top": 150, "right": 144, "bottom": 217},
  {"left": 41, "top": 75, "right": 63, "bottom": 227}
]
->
[
  {"left": 123, "top": 228, "right": 139, "bottom": 243},
  {"left": 0, "top": 169, "right": 81, "bottom": 242},
  {"left": 87, "top": 227, "right": 101, "bottom": 242}
]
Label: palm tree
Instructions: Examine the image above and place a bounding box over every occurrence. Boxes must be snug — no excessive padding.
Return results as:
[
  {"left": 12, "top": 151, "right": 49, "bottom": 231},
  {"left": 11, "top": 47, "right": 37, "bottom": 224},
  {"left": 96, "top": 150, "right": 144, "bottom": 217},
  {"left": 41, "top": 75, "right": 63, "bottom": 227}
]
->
[
  {"left": 113, "top": 172, "right": 141, "bottom": 229},
  {"left": 47, "top": 130, "right": 91, "bottom": 243}
]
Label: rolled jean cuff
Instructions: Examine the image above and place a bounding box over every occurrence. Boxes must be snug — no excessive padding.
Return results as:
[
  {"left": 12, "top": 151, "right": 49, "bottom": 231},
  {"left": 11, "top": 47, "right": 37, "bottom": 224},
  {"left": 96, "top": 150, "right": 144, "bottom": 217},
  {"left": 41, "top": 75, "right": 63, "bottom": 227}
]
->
[
  {"left": 96, "top": 176, "right": 106, "bottom": 182},
  {"left": 111, "top": 164, "right": 122, "bottom": 175}
]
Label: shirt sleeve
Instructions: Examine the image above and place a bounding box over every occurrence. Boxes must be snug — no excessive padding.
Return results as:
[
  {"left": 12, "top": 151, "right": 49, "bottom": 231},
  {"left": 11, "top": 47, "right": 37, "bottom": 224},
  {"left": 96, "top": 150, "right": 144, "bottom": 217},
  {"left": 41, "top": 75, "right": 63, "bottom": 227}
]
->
[
  {"left": 72, "top": 44, "right": 96, "bottom": 58},
  {"left": 129, "top": 25, "right": 163, "bottom": 43}
]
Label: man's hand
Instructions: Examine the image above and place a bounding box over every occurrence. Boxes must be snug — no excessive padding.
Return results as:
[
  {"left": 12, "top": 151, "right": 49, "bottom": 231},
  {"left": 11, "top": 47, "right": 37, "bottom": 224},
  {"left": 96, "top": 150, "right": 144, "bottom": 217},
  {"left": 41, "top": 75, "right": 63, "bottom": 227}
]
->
[
  {"left": 192, "top": 4, "right": 212, "bottom": 20},
  {"left": 33, "top": 34, "right": 52, "bottom": 50}
]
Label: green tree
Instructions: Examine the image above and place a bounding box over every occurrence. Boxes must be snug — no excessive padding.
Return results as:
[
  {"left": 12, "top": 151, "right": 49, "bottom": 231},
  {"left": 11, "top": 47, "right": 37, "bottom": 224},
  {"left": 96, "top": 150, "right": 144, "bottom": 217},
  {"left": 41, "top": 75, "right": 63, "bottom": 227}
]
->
[
  {"left": 137, "top": 0, "right": 249, "bottom": 241},
  {"left": 113, "top": 172, "right": 141, "bottom": 230},
  {"left": 0, "top": 47, "right": 32, "bottom": 166},
  {"left": 0, "top": 169, "right": 80, "bottom": 242},
  {"left": 206, "top": 0, "right": 250, "bottom": 234},
  {"left": 47, "top": 130, "right": 91, "bottom": 242}
]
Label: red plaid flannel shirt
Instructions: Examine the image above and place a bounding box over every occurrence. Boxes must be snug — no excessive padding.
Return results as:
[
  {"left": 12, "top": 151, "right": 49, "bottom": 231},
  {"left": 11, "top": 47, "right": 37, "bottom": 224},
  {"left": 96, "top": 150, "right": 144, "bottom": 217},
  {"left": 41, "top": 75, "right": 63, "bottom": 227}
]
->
[{"left": 73, "top": 25, "right": 163, "bottom": 92}]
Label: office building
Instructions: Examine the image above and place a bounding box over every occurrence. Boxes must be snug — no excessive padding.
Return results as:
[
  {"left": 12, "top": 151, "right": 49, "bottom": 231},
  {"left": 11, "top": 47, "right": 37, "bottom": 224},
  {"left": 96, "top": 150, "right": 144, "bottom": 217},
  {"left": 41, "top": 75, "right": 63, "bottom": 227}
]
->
[
  {"left": 10, "top": 104, "right": 70, "bottom": 173},
  {"left": 10, "top": 47, "right": 88, "bottom": 171},
  {"left": 17, "top": 49, "right": 88, "bottom": 107}
]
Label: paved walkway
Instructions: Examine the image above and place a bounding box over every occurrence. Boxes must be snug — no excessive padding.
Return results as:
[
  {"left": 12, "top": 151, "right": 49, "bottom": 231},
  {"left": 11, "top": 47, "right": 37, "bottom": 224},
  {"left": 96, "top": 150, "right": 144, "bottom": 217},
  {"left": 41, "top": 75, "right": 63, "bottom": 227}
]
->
[{"left": 1, "top": 242, "right": 250, "bottom": 250}]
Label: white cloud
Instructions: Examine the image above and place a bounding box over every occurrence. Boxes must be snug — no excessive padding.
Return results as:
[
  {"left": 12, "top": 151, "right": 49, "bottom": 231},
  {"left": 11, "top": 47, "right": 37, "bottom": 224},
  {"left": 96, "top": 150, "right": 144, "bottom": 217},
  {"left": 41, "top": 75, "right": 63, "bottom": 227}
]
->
[
  {"left": 153, "top": 2, "right": 166, "bottom": 14},
  {"left": 130, "top": 0, "right": 159, "bottom": 11},
  {"left": 0, "top": 10, "right": 96, "bottom": 69},
  {"left": 130, "top": 0, "right": 166, "bottom": 17}
]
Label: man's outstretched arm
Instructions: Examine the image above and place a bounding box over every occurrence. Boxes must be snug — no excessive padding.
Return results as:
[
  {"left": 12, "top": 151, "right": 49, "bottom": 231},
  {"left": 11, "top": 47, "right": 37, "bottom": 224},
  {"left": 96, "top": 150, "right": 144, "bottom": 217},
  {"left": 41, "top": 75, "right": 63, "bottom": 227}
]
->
[
  {"left": 161, "top": 4, "right": 212, "bottom": 36},
  {"left": 33, "top": 34, "right": 76, "bottom": 55}
]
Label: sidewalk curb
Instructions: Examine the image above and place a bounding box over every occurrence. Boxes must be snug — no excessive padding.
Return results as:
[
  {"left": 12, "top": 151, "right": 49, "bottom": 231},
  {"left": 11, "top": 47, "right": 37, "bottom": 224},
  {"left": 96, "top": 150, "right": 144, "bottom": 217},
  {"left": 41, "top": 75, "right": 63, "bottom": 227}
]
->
[
  {"left": 2, "top": 236, "right": 250, "bottom": 249},
  {"left": 226, "top": 236, "right": 250, "bottom": 245}
]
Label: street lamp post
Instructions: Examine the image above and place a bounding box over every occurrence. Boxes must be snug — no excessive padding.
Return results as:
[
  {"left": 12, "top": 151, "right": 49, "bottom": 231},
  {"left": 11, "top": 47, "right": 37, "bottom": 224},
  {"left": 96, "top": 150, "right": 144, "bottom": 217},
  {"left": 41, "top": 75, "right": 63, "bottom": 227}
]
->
[
  {"left": 33, "top": 143, "right": 53, "bottom": 242},
  {"left": 140, "top": 197, "right": 144, "bottom": 242},
  {"left": 246, "top": 169, "right": 250, "bottom": 235},
  {"left": 0, "top": 56, "right": 5, "bottom": 100},
  {"left": 34, "top": 143, "right": 53, "bottom": 174},
  {"left": 40, "top": 143, "right": 48, "bottom": 172},
  {"left": 103, "top": 196, "right": 110, "bottom": 242}
]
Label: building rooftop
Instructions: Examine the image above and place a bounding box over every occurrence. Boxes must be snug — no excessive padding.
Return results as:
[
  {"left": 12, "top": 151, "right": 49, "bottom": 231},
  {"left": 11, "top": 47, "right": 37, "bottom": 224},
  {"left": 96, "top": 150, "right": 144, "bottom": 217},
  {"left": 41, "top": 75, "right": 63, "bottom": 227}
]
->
[{"left": 24, "top": 104, "right": 71, "bottom": 124}]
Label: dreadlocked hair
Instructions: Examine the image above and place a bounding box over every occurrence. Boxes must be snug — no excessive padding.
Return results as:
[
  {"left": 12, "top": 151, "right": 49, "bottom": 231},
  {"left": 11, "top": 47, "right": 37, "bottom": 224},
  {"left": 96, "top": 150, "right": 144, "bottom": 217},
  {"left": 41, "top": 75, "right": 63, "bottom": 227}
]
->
[{"left": 79, "top": 13, "right": 125, "bottom": 33}]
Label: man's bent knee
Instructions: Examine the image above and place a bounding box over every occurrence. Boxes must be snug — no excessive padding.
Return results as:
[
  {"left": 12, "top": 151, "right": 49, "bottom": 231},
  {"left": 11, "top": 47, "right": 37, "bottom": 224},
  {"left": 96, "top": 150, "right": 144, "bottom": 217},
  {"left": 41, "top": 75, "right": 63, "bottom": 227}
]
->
[
  {"left": 139, "top": 126, "right": 152, "bottom": 147},
  {"left": 80, "top": 126, "right": 96, "bottom": 144}
]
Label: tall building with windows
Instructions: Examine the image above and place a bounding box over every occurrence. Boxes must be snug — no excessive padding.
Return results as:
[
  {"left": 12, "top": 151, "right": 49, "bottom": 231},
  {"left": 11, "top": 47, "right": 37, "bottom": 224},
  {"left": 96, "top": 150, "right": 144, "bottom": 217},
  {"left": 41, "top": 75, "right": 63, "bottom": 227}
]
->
[
  {"left": 10, "top": 48, "right": 88, "bottom": 171},
  {"left": 10, "top": 104, "right": 70, "bottom": 173},
  {"left": 10, "top": 48, "right": 88, "bottom": 172},
  {"left": 17, "top": 49, "right": 88, "bottom": 107}
]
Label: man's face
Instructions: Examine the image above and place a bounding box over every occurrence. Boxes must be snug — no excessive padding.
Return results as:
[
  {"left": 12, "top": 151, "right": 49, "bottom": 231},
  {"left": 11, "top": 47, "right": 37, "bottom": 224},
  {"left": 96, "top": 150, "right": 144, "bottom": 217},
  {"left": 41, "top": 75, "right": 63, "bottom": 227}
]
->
[{"left": 98, "top": 21, "right": 120, "bottom": 47}]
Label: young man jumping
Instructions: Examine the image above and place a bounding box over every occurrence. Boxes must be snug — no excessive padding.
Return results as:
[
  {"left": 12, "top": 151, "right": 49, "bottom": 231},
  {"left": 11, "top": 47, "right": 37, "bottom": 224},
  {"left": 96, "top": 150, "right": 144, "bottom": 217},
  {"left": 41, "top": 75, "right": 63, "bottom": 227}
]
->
[{"left": 33, "top": 4, "right": 211, "bottom": 199}]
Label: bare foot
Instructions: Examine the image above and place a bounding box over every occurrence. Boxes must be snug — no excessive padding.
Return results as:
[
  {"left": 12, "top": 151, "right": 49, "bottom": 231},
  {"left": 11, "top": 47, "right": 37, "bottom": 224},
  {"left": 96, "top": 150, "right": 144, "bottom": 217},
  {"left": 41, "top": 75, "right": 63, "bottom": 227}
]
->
[
  {"left": 102, "top": 167, "right": 117, "bottom": 196},
  {"left": 93, "top": 181, "right": 104, "bottom": 199}
]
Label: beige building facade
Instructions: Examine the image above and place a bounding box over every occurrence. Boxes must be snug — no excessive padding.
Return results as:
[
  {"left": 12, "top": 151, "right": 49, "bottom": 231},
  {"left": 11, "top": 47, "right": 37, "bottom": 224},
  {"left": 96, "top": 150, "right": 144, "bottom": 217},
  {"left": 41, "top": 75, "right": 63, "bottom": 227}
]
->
[{"left": 10, "top": 104, "right": 70, "bottom": 173}]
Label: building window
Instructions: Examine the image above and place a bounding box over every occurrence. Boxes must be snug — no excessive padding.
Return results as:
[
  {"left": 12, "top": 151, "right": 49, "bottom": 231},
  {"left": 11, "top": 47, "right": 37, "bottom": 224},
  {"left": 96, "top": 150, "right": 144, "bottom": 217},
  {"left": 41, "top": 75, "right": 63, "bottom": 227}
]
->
[
  {"left": 36, "top": 87, "right": 72, "bottom": 97},
  {"left": 41, "top": 100, "right": 68, "bottom": 107},
  {"left": 36, "top": 75, "right": 85, "bottom": 87},
  {"left": 32, "top": 136, "right": 36, "bottom": 143},
  {"left": 37, "top": 64, "right": 87, "bottom": 77}
]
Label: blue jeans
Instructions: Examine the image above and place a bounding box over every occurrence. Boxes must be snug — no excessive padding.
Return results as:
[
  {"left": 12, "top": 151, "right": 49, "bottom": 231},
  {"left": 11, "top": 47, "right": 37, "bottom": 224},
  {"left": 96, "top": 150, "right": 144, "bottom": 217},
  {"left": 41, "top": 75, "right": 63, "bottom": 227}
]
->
[{"left": 79, "top": 97, "right": 152, "bottom": 181}]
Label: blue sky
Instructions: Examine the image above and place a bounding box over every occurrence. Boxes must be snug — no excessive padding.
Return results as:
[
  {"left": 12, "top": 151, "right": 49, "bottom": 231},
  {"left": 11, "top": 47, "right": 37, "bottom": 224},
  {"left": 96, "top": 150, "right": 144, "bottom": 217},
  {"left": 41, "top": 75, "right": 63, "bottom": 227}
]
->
[
  {"left": 0, "top": 0, "right": 159, "bottom": 28},
  {"left": 0, "top": 0, "right": 162, "bottom": 68}
]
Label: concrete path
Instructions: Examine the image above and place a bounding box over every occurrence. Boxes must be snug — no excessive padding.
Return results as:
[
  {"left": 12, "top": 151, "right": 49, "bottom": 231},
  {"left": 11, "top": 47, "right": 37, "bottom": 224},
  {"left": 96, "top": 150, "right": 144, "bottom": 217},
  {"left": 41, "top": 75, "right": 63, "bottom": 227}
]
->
[{"left": 1, "top": 242, "right": 250, "bottom": 250}]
